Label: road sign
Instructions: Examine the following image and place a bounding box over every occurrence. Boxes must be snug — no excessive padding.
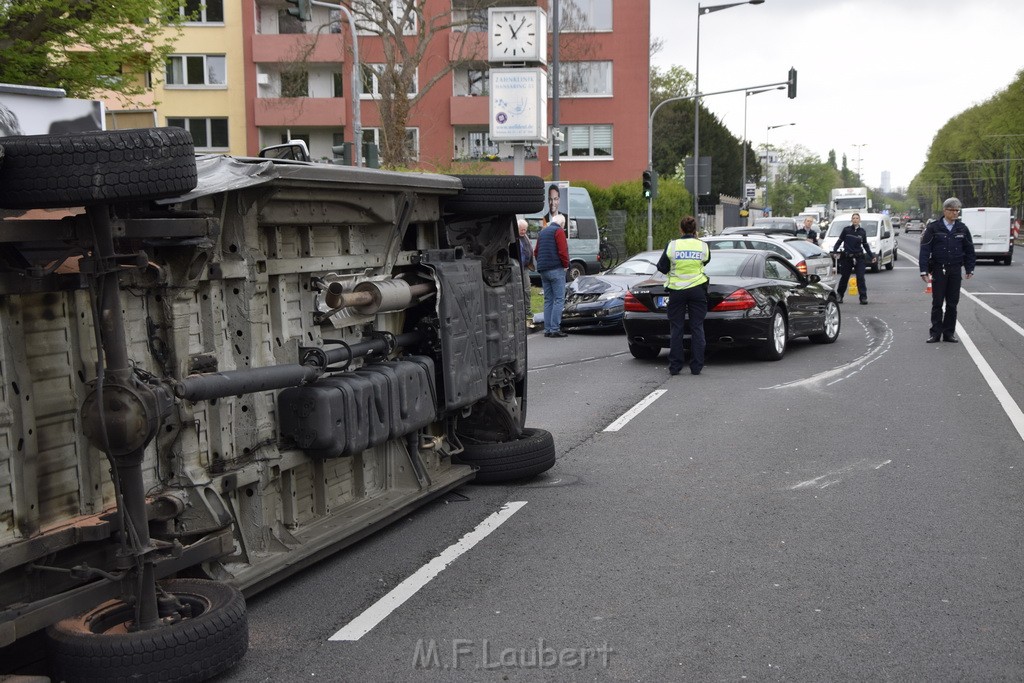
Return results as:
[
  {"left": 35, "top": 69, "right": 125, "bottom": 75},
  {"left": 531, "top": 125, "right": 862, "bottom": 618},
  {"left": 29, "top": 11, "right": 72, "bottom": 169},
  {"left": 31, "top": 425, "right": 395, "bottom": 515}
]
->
[{"left": 744, "top": 183, "right": 756, "bottom": 199}]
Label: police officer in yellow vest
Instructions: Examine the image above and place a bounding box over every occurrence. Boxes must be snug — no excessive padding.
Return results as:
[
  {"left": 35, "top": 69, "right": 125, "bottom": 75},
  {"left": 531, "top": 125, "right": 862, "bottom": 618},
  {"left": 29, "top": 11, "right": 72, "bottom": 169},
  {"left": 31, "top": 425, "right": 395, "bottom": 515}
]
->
[{"left": 657, "top": 216, "right": 711, "bottom": 376}]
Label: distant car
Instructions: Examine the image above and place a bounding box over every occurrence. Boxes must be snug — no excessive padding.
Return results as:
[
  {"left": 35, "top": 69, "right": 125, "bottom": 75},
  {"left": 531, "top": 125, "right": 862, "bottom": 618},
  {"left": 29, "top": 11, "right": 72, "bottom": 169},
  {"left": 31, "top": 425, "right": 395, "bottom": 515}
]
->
[
  {"left": 721, "top": 224, "right": 799, "bottom": 237},
  {"left": 623, "top": 250, "right": 841, "bottom": 361},
  {"left": 703, "top": 233, "right": 838, "bottom": 290},
  {"left": 560, "top": 251, "right": 662, "bottom": 331},
  {"left": 904, "top": 218, "right": 925, "bottom": 233},
  {"left": 752, "top": 217, "right": 799, "bottom": 234}
]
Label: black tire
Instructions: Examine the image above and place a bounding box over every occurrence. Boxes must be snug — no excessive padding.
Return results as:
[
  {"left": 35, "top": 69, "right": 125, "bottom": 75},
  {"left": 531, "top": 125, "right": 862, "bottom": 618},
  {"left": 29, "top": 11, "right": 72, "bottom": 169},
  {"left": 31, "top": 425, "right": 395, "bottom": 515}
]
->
[
  {"left": 455, "top": 427, "right": 556, "bottom": 483},
  {"left": 566, "top": 260, "right": 586, "bottom": 281},
  {"left": 809, "top": 299, "right": 841, "bottom": 344},
  {"left": 758, "top": 308, "right": 788, "bottom": 361},
  {"left": 442, "top": 175, "right": 545, "bottom": 215},
  {"left": 628, "top": 341, "right": 661, "bottom": 360},
  {"left": 0, "top": 128, "right": 197, "bottom": 210},
  {"left": 884, "top": 256, "right": 894, "bottom": 270},
  {"left": 47, "top": 578, "right": 248, "bottom": 683}
]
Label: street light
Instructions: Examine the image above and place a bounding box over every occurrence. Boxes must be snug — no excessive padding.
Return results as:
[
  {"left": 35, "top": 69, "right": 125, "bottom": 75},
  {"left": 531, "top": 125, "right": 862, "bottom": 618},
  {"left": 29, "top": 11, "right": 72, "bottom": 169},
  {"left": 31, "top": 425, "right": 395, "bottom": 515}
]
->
[
  {"left": 741, "top": 86, "right": 784, "bottom": 199},
  {"left": 694, "top": 0, "right": 765, "bottom": 219},
  {"left": 764, "top": 122, "right": 795, "bottom": 214},
  {"left": 851, "top": 143, "right": 868, "bottom": 181}
]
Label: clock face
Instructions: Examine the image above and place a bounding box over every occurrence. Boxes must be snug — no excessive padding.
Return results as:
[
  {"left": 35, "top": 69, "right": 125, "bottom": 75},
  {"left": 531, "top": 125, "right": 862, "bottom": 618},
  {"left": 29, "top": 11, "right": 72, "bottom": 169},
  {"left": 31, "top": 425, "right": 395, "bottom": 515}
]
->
[{"left": 491, "top": 10, "right": 538, "bottom": 60}]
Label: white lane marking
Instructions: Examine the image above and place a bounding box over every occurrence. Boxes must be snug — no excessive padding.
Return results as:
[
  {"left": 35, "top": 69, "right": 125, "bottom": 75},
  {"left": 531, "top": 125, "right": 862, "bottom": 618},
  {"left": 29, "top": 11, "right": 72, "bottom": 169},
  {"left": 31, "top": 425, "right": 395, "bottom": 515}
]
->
[
  {"left": 954, "top": 323, "right": 1024, "bottom": 444},
  {"left": 970, "top": 292, "right": 1024, "bottom": 296},
  {"left": 790, "top": 459, "right": 890, "bottom": 490},
  {"left": 328, "top": 501, "right": 528, "bottom": 642},
  {"left": 960, "top": 290, "right": 1024, "bottom": 340},
  {"left": 603, "top": 389, "right": 666, "bottom": 432},
  {"left": 761, "top": 318, "right": 894, "bottom": 390}
]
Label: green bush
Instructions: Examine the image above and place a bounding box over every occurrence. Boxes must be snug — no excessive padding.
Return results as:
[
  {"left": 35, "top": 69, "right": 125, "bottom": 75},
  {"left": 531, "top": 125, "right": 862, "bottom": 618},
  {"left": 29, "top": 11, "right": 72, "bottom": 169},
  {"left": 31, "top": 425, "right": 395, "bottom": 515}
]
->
[{"left": 574, "top": 178, "right": 691, "bottom": 257}]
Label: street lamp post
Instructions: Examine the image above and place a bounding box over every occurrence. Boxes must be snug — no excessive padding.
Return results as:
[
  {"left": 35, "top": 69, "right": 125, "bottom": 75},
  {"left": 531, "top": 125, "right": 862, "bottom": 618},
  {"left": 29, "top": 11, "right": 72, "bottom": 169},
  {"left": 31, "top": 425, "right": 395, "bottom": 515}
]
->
[
  {"left": 852, "top": 143, "right": 868, "bottom": 180},
  {"left": 741, "top": 86, "right": 783, "bottom": 199},
  {"left": 694, "top": 0, "right": 765, "bottom": 220},
  {"left": 764, "top": 122, "right": 795, "bottom": 214}
]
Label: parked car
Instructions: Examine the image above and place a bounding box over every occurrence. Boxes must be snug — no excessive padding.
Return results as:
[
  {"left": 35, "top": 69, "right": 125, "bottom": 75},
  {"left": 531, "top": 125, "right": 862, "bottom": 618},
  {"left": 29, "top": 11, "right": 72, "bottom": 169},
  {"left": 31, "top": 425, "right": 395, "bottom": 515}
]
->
[
  {"left": 561, "top": 250, "right": 662, "bottom": 331},
  {"left": 752, "top": 216, "right": 799, "bottom": 233},
  {"left": 703, "top": 234, "right": 838, "bottom": 290},
  {"left": 822, "top": 212, "right": 898, "bottom": 272},
  {"left": 721, "top": 222, "right": 799, "bottom": 237},
  {"left": 623, "top": 250, "right": 841, "bottom": 361},
  {"left": 904, "top": 218, "right": 925, "bottom": 233}
]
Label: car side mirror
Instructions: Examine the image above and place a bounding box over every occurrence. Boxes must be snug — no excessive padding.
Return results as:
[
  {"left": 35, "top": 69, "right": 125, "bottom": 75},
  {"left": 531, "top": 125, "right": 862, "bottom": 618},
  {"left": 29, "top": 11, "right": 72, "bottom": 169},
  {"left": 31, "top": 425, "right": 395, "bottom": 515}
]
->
[{"left": 883, "top": 231, "right": 891, "bottom": 239}]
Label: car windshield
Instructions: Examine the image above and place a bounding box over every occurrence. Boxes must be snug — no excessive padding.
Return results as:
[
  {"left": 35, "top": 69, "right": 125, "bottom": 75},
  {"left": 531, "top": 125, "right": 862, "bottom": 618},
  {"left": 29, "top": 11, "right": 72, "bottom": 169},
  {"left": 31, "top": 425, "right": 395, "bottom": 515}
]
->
[
  {"left": 607, "top": 256, "right": 659, "bottom": 276},
  {"left": 834, "top": 198, "right": 866, "bottom": 211},
  {"left": 783, "top": 239, "right": 826, "bottom": 257},
  {"left": 827, "top": 220, "right": 879, "bottom": 237},
  {"left": 703, "top": 252, "right": 751, "bottom": 277}
]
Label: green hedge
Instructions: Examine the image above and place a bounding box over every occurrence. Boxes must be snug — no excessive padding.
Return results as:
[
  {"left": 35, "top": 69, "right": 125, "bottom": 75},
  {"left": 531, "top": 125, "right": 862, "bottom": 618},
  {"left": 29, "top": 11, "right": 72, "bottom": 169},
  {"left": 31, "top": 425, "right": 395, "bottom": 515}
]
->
[{"left": 574, "top": 178, "right": 691, "bottom": 257}]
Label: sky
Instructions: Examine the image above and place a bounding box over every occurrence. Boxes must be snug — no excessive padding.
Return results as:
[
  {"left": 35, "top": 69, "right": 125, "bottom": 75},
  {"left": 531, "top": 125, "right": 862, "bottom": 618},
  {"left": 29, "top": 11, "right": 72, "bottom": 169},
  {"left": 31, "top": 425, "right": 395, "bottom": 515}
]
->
[{"left": 650, "top": 0, "right": 1024, "bottom": 192}]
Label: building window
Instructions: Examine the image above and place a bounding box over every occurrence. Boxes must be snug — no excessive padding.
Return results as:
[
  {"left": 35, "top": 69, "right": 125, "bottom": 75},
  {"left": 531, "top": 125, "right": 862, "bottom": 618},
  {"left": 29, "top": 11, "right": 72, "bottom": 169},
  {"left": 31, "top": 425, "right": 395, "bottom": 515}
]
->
[
  {"left": 177, "top": 0, "right": 224, "bottom": 23},
  {"left": 166, "top": 55, "right": 226, "bottom": 87},
  {"left": 278, "top": 9, "right": 305, "bottom": 34},
  {"left": 557, "top": 61, "right": 612, "bottom": 97},
  {"left": 353, "top": 0, "right": 417, "bottom": 36},
  {"left": 333, "top": 72, "right": 344, "bottom": 97},
  {"left": 281, "top": 70, "right": 309, "bottom": 98},
  {"left": 451, "top": 1, "right": 487, "bottom": 32},
  {"left": 364, "top": 127, "right": 419, "bottom": 160},
  {"left": 555, "top": 0, "right": 612, "bottom": 31},
  {"left": 360, "top": 64, "right": 417, "bottom": 98},
  {"left": 167, "top": 117, "right": 229, "bottom": 150},
  {"left": 552, "top": 124, "right": 613, "bottom": 159}
]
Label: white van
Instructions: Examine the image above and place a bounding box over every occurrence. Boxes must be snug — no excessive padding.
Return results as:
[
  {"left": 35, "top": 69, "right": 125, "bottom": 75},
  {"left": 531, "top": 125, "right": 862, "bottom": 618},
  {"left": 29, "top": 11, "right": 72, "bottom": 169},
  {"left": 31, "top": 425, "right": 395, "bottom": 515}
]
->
[
  {"left": 823, "top": 212, "right": 897, "bottom": 272},
  {"left": 960, "top": 207, "right": 1013, "bottom": 264}
]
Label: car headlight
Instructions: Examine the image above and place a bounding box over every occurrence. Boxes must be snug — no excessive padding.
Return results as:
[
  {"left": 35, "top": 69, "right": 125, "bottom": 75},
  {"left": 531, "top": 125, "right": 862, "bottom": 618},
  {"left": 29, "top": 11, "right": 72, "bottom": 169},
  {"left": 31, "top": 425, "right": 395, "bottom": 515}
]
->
[{"left": 597, "top": 291, "right": 622, "bottom": 301}]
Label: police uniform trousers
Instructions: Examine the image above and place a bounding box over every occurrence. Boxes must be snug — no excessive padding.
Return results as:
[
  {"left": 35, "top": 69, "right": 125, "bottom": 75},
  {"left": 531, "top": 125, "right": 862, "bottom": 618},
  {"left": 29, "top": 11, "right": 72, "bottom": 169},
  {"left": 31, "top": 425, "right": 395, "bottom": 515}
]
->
[
  {"left": 837, "top": 254, "right": 867, "bottom": 301},
  {"left": 667, "top": 284, "right": 708, "bottom": 374},
  {"left": 930, "top": 263, "right": 963, "bottom": 337}
]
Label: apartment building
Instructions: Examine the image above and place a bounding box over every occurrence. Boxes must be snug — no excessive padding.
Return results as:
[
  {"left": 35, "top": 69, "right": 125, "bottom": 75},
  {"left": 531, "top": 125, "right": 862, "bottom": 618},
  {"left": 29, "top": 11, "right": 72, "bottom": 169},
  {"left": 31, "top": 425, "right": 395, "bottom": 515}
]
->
[{"left": 149, "top": 0, "right": 650, "bottom": 187}]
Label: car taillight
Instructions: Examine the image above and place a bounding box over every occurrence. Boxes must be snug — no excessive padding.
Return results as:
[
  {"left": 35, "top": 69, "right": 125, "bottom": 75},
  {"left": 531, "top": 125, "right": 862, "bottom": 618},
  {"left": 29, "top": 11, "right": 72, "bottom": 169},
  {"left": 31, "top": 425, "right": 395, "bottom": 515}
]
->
[
  {"left": 624, "top": 292, "right": 648, "bottom": 312},
  {"left": 795, "top": 260, "right": 808, "bottom": 275},
  {"left": 711, "top": 288, "right": 757, "bottom": 311}
]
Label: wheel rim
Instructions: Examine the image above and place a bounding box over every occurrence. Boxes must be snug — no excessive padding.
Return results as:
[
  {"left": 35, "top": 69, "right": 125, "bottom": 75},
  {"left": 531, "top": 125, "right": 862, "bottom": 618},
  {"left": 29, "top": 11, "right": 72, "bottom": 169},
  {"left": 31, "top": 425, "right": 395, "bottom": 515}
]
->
[
  {"left": 824, "top": 302, "right": 840, "bottom": 338},
  {"left": 772, "top": 312, "right": 786, "bottom": 352}
]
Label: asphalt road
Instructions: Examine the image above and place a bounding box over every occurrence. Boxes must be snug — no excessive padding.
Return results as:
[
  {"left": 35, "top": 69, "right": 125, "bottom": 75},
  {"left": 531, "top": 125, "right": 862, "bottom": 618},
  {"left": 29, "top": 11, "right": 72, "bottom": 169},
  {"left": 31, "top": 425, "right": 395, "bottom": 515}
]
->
[{"left": 222, "top": 237, "right": 1024, "bottom": 682}]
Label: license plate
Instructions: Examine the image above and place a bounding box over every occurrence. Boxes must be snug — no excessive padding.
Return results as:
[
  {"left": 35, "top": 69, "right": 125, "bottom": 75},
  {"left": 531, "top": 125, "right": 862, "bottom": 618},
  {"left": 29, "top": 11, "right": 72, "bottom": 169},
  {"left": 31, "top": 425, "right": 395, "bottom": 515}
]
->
[
  {"left": 816, "top": 266, "right": 830, "bottom": 275},
  {"left": 655, "top": 296, "right": 668, "bottom": 309}
]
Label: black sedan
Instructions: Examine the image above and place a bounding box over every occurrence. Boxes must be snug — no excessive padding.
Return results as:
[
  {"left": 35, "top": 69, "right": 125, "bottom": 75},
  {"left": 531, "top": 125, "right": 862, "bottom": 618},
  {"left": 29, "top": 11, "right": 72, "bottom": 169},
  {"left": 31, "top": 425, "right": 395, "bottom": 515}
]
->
[
  {"left": 560, "top": 250, "right": 662, "bottom": 331},
  {"left": 623, "top": 250, "right": 841, "bottom": 361}
]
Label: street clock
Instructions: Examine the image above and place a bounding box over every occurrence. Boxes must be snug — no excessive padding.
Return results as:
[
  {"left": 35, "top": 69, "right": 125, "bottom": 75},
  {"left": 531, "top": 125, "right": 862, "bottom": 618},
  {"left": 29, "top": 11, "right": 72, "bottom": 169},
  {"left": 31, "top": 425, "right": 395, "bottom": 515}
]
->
[{"left": 488, "top": 7, "right": 547, "bottom": 64}]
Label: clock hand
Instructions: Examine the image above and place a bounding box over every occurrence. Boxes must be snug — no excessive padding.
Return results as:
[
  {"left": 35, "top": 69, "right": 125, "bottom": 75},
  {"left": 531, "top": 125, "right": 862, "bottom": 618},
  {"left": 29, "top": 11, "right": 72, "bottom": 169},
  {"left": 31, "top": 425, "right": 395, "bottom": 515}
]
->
[{"left": 510, "top": 17, "right": 527, "bottom": 38}]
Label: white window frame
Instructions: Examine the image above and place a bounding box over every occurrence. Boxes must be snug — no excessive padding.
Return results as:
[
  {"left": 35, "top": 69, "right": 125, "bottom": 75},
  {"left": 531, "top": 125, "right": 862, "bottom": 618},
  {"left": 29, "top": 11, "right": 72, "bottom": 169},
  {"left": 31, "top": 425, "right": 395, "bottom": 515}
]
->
[
  {"left": 555, "top": 61, "right": 612, "bottom": 98},
  {"left": 360, "top": 64, "right": 417, "bottom": 99},
  {"left": 552, "top": 0, "right": 613, "bottom": 32},
  {"left": 176, "top": 0, "right": 224, "bottom": 24},
  {"left": 166, "top": 54, "right": 226, "bottom": 88},
  {"left": 353, "top": 0, "right": 418, "bottom": 36},
  {"left": 363, "top": 127, "right": 419, "bottom": 161},
  {"left": 550, "top": 124, "right": 613, "bottom": 160},
  {"left": 166, "top": 117, "right": 229, "bottom": 151}
]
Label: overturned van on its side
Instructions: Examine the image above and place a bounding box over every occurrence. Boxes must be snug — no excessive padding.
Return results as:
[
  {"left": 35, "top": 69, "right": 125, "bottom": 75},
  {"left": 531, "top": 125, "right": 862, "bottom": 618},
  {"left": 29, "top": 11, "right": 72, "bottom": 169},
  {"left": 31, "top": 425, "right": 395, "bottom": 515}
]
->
[{"left": 0, "top": 129, "right": 553, "bottom": 680}]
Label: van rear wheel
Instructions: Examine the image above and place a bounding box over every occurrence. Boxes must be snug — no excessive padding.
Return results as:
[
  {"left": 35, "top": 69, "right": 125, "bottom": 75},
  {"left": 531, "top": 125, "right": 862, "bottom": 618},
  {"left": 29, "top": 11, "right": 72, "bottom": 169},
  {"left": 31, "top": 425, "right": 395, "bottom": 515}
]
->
[{"left": 566, "top": 261, "right": 585, "bottom": 281}]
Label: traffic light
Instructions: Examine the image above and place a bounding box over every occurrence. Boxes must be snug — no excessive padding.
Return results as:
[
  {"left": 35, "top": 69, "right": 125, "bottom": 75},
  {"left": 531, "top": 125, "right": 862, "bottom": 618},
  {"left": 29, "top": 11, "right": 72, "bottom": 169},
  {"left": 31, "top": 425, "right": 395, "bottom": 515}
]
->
[
  {"left": 332, "top": 142, "right": 352, "bottom": 166},
  {"left": 642, "top": 170, "right": 653, "bottom": 200},
  {"left": 787, "top": 67, "right": 797, "bottom": 99},
  {"left": 286, "top": 0, "right": 312, "bottom": 21}
]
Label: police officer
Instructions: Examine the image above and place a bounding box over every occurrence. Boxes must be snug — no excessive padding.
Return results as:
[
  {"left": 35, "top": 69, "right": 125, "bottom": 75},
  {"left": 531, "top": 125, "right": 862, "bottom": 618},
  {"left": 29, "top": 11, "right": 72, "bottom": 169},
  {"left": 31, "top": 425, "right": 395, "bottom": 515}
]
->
[
  {"left": 657, "top": 216, "right": 711, "bottom": 376},
  {"left": 919, "top": 197, "right": 976, "bottom": 343},
  {"left": 831, "top": 212, "right": 875, "bottom": 304}
]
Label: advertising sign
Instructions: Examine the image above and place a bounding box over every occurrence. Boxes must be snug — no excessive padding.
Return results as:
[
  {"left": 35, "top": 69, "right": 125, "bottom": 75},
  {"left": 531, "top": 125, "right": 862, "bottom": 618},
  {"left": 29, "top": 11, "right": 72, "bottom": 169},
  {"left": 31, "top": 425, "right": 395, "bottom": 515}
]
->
[{"left": 489, "top": 68, "right": 547, "bottom": 142}]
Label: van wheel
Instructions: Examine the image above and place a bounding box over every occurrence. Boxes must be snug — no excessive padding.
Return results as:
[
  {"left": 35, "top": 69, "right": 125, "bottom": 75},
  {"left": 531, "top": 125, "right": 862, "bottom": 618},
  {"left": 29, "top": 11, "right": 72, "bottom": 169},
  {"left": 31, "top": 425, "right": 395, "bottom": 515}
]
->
[
  {"left": 455, "top": 428, "right": 556, "bottom": 483},
  {"left": 0, "top": 128, "right": 197, "bottom": 209},
  {"left": 884, "top": 256, "right": 894, "bottom": 270},
  {"left": 46, "top": 579, "right": 248, "bottom": 683},
  {"left": 566, "top": 261, "right": 586, "bottom": 281},
  {"left": 443, "top": 175, "right": 545, "bottom": 215}
]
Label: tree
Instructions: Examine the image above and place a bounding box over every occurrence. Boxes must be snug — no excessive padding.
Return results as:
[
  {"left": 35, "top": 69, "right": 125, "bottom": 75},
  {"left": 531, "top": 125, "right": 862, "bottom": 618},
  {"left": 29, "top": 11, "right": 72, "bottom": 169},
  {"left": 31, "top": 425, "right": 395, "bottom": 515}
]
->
[{"left": 0, "top": 0, "right": 187, "bottom": 100}]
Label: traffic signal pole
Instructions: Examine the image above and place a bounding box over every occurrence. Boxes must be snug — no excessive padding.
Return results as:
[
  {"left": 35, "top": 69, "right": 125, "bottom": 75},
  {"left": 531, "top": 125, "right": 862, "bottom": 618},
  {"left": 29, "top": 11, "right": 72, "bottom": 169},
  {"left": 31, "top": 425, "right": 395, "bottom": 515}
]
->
[{"left": 646, "top": 71, "right": 796, "bottom": 250}]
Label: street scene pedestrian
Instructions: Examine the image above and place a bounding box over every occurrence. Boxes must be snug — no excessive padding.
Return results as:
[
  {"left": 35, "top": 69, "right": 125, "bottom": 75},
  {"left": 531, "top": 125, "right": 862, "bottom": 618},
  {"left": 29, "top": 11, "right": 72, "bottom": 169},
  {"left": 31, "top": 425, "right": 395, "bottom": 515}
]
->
[
  {"left": 657, "top": 215, "right": 710, "bottom": 376},
  {"left": 517, "top": 217, "right": 535, "bottom": 322},
  {"left": 831, "top": 212, "right": 875, "bottom": 304},
  {"left": 920, "top": 197, "right": 976, "bottom": 343},
  {"left": 802, "top": 215, "right": 819, "bottom": 245},
  {"left": 535, "top": 213, "right": 569, "bottom": 338}
]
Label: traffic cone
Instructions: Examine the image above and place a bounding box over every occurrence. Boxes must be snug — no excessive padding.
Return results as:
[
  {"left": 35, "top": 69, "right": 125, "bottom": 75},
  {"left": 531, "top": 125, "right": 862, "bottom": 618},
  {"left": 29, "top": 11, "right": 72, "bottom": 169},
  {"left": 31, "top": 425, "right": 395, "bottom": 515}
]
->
[
  {"left": 925, "top": 276, "right": 932, "bottom": 294},
  {"left": 847, "top": 276, "right": 859, "bottom": 298}
]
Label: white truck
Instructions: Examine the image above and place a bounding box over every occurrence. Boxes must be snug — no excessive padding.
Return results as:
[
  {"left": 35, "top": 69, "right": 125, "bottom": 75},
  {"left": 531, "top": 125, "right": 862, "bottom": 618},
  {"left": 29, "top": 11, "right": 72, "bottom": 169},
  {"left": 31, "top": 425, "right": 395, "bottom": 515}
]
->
[
  {"left": 0, "top": 128, "right": 554, "bottom": 680},
  {"left": 829, "top": 187, "right": 872, "bottom": 216},
  {"left": 960, "top": 207, "right": 1013, "bottom": 264}
]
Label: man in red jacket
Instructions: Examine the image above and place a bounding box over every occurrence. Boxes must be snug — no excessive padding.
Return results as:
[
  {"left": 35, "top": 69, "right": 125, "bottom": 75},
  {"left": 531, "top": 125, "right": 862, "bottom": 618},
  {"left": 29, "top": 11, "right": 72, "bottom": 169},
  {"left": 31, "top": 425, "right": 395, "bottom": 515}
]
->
[{"left": 534, "top": 214, "right": 569, "bottom": 337}]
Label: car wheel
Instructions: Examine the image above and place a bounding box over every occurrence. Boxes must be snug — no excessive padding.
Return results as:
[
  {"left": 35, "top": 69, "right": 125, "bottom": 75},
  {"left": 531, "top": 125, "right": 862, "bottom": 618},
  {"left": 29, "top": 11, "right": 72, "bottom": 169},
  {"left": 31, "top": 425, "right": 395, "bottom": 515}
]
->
[
  {"left": 809, "top": 299, "right": 841, "bottom": 343},
  {"left": 1005, "top": 249, "right": 1013, "bottom": 265},
  {"left": 442, "top": 175, "right": 545, "bottom": 215},
  {"left": 871, "top": 260, "right": 881, "bottom": 273},
  {"left": 884, "top": 255, "right": 894, "bottom": 270},
  {"left": 566, "top": 261, "right": 586, "bottom": 281},
  {"left": 628, "top": 341, "right": 661, "bottom": 360},
  {"left": 0, "top": 128, "right": 198, "bottom": 209},
  {"left": 758, "top": 308, "right": 788, "bottom": 360},
  {"left": 454, "top": 428, "right": 556, "bottom": 483},
  {"left": 46, "top": 579, "right": 248, "bottom": 683}
]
